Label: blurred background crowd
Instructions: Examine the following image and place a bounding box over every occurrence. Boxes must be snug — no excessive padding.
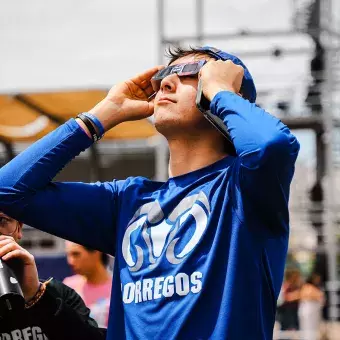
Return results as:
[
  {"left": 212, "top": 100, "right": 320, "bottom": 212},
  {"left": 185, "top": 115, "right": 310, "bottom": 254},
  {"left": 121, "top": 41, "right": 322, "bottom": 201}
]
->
[{"left": 0, "top": 0, "right": 340, "bottom": 339}]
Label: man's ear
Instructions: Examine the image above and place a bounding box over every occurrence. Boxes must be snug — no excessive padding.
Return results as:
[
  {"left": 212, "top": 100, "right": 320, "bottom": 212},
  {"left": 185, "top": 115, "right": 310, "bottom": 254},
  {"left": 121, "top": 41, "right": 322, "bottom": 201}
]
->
[{"left": 17, "top": 222, "right": 24, "bottom": 240}]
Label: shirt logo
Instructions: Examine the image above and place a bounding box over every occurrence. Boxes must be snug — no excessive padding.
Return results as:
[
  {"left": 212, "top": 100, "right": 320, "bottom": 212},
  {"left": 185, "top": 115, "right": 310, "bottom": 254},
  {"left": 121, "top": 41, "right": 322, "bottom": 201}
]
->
[{"left": 122, "top": 192, "right": 210, "bottom": 272}]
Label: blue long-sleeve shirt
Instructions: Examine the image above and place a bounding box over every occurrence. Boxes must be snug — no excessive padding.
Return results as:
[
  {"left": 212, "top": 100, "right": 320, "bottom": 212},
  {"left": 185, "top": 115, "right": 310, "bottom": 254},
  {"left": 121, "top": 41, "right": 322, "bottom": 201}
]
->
[{"left": 0, "top": 91, "right": 299, "bottom": 339}]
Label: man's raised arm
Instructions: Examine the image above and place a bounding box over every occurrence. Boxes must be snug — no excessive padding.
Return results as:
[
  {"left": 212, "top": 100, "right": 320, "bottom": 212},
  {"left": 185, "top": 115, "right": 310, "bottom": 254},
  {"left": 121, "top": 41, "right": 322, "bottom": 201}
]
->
[
  {"left": 201, "top": 60, "right": 300, "bottom": 227},
  {"left": 0, "top": 66, "right": 162, "bottom": 253}
]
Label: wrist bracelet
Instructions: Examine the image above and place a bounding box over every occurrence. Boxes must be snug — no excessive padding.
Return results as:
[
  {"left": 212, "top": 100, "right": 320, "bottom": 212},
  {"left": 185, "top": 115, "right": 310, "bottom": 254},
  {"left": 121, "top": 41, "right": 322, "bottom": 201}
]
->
[
  {"left": 25, "top": 278, "right": 52, "bottom": 309},
  {"left": 82, "top": 112, "right": 105, "bottom": 136},
  {"left": 76, "top": 113, "right": 102, "bottom": 142},
  {"left": 25, "top": 282, "right": 42, "bottom": 304}
]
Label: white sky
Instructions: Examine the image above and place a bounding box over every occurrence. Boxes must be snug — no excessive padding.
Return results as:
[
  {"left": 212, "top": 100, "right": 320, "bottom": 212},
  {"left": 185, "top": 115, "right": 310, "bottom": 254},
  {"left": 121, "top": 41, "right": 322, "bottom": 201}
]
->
[{"left": 0, "top": 0, "right": 313, "bottom": 92}]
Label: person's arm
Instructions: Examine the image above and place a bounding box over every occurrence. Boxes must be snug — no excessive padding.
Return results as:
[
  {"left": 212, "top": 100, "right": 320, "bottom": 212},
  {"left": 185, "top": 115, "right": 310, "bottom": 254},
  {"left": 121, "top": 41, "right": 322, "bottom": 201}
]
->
[
  {"left": 300, "top": 284, "right": 325, "bottom": 303},
  {"left": 0, "top": 120, "right": 118, "bottom": 254},
  {"left": 29, "top": 279, "right": 106, "bottom": 340},
  {"left": 211, "top": 92, "right": 299, "bottom": 224},
  {"left": 0, "top": 66, "right": 162, "bottom": 253},
  {"left": 211, "top": 92, "right": 299, "bottom": 170},
  {"left": 201, "top": 60, "right": 300, "bottom": 229}
]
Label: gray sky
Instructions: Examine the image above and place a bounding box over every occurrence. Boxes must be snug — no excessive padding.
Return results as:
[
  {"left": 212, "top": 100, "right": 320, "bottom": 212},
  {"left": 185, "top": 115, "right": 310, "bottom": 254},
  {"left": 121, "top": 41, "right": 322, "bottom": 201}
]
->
[{"left": 0, "top": 0, "right": 313, "bottom": 91}]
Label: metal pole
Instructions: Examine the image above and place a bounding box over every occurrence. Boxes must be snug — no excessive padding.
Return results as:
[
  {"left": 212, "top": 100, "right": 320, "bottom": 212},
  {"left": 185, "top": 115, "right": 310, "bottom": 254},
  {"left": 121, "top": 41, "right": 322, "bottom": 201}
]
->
[
  {"left": 196, "top": 0, "right": 204, "bottom": 45},
  {"left": 153, "top": 135, "right": 169, "bottom": 181},
  {"left": 316, "top": 130, "right": 326, "bottom": 181},
  {"left": 89, "top": 145, "right": 102, "bottom": 181},
  {"left": 321, "top": 0, "right": 339, "bottom": 325},
  {"left": 158, "top": 0, "right": 165, "bottom": 64},
  {"left": 2, "top": 141, "right": 15, "bottom": 162},
  {"left": 155, "top": 0, "right": 169, "bottom": 181}
]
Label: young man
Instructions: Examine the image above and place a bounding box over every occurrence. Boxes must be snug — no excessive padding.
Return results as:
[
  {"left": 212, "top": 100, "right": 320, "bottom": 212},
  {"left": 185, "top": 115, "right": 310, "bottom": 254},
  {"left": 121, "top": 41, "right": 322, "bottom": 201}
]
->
[
  {"left": 0, "top": 46, "right": 299, "bottom": 339},
  {"left": 64, "top": 241, "right": 112, "bottom": 327},
  {"left": 0, "top": 212, "right": 106, "bottom": 340}
]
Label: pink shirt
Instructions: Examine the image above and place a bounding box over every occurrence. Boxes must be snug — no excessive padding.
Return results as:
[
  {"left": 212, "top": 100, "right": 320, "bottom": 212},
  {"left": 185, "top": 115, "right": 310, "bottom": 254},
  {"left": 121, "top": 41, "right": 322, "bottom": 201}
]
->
[{"left": 63, "top": 274, "right": 112, "bottom": 328}]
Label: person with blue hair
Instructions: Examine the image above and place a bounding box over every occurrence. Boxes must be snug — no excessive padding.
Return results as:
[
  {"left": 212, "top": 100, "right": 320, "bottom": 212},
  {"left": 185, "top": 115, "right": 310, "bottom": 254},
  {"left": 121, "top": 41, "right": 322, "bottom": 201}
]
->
[{"left": 0, "top": 46, "right": 299, "bottom": 339}]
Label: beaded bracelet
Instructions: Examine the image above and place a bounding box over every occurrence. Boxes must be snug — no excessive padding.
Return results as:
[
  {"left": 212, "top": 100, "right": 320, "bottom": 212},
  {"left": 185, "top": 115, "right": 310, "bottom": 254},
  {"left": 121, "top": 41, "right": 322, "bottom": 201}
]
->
[
  {"left": 25, "top": 278, "right": 52, "bottom": 309},
  {"left": 25, "top": 282, "right": 42, "bottom": 305}
]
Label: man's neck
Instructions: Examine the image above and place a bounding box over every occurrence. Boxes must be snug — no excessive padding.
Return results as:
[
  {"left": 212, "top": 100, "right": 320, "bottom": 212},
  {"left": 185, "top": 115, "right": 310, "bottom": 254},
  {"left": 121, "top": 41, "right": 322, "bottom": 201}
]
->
[
  {"left": 167, "top": 135, "right": 228, "bottom": 178},
  {"left": 85, "top": 266, "right": 110, "bottom": 285}
]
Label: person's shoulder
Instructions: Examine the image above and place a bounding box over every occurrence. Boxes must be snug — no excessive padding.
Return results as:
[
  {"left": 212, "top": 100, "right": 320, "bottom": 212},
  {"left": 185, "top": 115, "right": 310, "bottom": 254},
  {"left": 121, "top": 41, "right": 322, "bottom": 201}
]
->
[
  {"left": 102, "top": 176, "right": 162, "bottom": 191},
  {"left": 103, "top": 276, "right": 113, "bottom": 290},
  {"left": 63, "top": 274, "right": 84, "bottom": 286},
  {"left": 126, "top": 176, "right": 162, "bottom": 186},
  {"left": 116, "top": 176, "right": 165, "bottom": 193},
  {"left": 46, "top": 278, "right": 86, "bottom": 305},
  {"left": 46, "top": 277, "right": 76, "bottom": 293},
  {"left": 304, "top": 283, "right": 320, "bottom": 292},
  {"left": 36, "top": 278, "right": 73, "bottom": 302}
]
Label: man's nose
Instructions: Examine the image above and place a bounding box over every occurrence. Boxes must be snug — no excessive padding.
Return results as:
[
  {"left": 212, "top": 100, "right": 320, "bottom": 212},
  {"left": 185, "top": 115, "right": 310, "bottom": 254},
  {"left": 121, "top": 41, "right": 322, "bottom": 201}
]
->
[{"left": 160, "top": 74, "right": 178, "bottom": 93}]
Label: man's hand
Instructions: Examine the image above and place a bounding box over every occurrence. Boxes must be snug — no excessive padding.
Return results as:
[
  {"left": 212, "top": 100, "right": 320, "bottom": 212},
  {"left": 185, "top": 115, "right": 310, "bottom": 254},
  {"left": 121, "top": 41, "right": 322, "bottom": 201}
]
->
[
  {"left": 199, "top": 60, "right": 244, "bottom": 102},
  {"left": 86, "top": 65, "right": 164, "bottom": 132},
  {"left": 0, "top": 236, "right": 40, "bottom": 302}
]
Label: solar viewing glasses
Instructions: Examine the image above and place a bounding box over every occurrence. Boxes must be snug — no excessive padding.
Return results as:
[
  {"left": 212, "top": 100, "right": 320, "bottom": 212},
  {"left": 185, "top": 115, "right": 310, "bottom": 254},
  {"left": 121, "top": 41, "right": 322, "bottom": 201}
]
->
[{"left": 151, "top": 60, "right": 206, "bottom": 92}]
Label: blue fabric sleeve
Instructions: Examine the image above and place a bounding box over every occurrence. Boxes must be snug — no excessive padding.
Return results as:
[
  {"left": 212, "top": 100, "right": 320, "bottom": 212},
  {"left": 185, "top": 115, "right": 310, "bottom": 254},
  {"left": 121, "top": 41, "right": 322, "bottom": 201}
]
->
[
  {"left": 0, "top": 119, "right": 119, "bottom": 255},
  {"left": 211, "top": 91, "right": 300, "bottom": 229}
]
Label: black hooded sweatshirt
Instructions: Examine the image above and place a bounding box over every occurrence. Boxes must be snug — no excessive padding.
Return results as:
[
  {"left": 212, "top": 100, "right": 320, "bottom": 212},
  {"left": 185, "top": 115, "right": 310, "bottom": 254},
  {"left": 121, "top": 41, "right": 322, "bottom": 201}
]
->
[{"left": 0, "top": 279, "right": 107, "bottom": 340}]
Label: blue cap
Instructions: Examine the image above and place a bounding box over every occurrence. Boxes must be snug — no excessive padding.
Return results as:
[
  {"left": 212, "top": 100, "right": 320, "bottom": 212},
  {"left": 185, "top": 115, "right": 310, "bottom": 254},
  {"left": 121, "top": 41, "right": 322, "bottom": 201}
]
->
[{"left": 198, "top": 46, "right": 257, "bottom": 103}]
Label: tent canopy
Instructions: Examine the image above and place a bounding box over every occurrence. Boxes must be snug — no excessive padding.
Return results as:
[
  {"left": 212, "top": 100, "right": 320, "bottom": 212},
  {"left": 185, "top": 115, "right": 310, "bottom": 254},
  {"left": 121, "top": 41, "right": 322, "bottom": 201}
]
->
[{"left": 0, "top": 90, "right": 157, "bottom": 142}]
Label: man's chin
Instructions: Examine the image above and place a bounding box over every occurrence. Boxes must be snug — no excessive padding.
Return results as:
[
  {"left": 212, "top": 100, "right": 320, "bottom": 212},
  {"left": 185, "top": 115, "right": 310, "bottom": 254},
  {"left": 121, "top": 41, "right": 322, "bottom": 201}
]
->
[
  {"left": 153, "top": 109, "right": 208, "bottom": 137},
  {"left": 154, "top": 116, "right": 186, "bottom": 137}
]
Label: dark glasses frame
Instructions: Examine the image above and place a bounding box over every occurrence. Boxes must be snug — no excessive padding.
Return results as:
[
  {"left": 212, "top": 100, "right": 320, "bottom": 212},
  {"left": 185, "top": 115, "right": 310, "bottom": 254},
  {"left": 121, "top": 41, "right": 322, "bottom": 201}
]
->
[{"left": 151, "top": 60, "right": 207, "bottom": 92}]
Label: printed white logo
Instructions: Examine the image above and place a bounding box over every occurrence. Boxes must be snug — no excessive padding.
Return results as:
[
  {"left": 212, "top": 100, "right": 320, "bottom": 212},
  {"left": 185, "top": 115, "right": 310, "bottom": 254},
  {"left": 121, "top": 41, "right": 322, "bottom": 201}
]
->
[
  {"left": 1, "top": 326, "right": 48, "bottom": 340},
  {"left": 10, "top": 277, "right": 18, "bottom": 284},
  {"left": 122, "top": 191, "right": 210, "bottom": 272}
]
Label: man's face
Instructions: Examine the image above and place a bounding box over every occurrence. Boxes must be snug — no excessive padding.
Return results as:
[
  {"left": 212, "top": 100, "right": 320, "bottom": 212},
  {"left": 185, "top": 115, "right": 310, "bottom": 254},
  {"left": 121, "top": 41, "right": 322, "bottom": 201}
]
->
[
  {"left": 0, "top": 212, "right": 23, "bottom": 242},
  {"left": 153, "top": 54, "right": 214, "bottom": 136},
  {"left": 65, "top": 241, "right": 99, "bottom": 277}
]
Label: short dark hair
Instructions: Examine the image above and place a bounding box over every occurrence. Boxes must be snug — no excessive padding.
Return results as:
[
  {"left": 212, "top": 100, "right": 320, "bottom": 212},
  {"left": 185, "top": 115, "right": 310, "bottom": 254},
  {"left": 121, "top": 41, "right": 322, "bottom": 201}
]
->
[
  {"left": 84, "top": 246, "right": 110, "bottom": 267},
  {"left": 165, "top": 45, "right": 219, "bottom": 65}
]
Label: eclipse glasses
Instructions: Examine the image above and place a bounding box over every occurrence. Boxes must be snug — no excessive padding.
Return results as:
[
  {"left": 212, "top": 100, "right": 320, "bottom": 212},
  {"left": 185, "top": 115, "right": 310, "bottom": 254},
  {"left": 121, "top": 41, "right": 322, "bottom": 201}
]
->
[{"left": 151, "top": 60, "right": 206, "bottom": 92}]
